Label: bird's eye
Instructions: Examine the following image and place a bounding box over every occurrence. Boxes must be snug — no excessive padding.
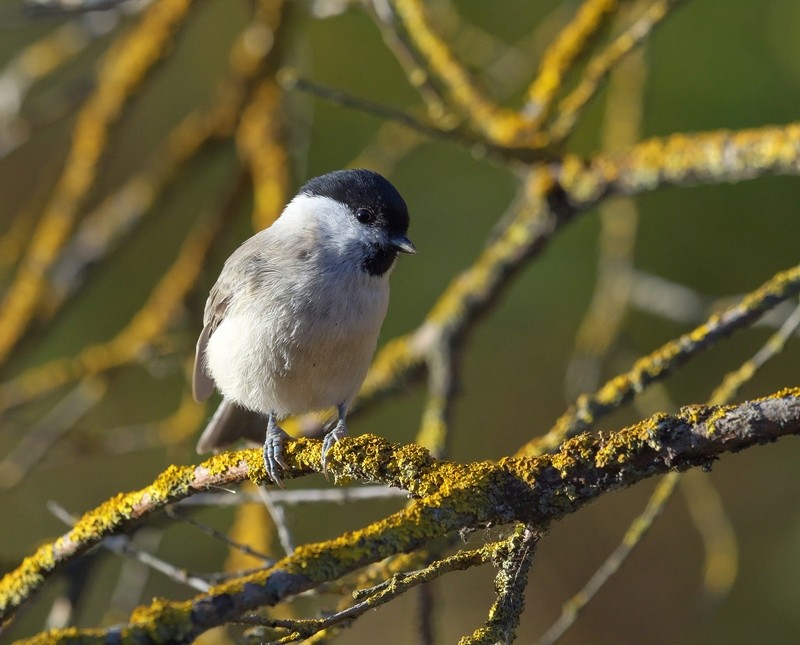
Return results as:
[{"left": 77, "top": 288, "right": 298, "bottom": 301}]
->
[{"left": 356, "top": 208, "right": 374, "bottom": 224}]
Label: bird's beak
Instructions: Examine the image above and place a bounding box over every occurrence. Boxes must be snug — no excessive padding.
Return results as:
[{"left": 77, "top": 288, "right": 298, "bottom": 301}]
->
[{"left": 389, "top": 233, "right": 416, "bottom": 254}]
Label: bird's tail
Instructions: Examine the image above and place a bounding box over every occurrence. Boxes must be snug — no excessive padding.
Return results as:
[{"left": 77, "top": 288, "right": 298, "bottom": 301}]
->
[{"left": 196, "top": 398, "right": 268, "bottom": 454}]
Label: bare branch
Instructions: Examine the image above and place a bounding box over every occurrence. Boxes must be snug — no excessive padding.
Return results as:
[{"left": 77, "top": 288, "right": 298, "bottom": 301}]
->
[{"left": 48, "top": 501, "right": 211, "bottom": 593}]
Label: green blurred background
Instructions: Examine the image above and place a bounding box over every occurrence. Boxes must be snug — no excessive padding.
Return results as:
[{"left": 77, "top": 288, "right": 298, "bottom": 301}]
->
[{"left": 1, "top": 1, "right": 799, "bottom": 643}]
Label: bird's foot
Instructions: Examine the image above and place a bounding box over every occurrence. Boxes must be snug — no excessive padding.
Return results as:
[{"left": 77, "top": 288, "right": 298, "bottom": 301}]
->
[
  {"left": 263, "top": 419, "right": 290, "bottom": 487},
  {"left": 321, "top": 421, "right": 348, "bottom": 476}
]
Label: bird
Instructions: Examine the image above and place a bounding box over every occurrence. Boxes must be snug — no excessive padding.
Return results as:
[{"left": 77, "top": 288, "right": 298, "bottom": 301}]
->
[{"left": 192, "top": 169, "right": 415, "bottom": 485}]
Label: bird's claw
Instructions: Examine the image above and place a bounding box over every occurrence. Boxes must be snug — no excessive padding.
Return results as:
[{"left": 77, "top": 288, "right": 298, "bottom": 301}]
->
[
  {"left": 263, "top": 421, "right": 290, "bottom": 487},
  {"left": 321, "top": 422, "right": 348, "bottom": 476}
]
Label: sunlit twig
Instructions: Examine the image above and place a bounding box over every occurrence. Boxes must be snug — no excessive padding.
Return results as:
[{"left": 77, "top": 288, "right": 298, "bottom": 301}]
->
[{"left": 48, "top": 500, "right": 211, "bottom": 592}]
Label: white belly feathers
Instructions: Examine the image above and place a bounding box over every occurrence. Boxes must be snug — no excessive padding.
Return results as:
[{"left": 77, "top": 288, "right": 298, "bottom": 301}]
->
[{"left": 206, "top": 269, "right": 389, "bottom": 418}]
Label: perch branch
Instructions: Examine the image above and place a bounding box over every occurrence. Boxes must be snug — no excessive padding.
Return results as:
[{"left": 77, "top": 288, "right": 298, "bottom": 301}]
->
[{"left": 3, "top": 388, "right": 799, "bottom": 639}]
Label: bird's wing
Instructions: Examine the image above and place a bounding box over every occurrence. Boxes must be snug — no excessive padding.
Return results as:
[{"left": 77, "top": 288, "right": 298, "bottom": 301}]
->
[
  {"left": 192, "top": 281, "right": 231, "bottom": 401},
  {"left": 192, "top": 234, "right": 272, "bottom": 402}
]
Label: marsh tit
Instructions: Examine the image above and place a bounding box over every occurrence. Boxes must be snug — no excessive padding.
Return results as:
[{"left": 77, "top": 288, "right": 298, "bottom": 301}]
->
[{"left": 192, "top": 169, "right": 415, "bottom": 485}]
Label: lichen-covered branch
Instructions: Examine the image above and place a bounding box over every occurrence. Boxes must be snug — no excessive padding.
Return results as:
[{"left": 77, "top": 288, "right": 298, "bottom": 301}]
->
[
  {"left": 357, "top": 120, "right": 800, "bottom": 418},
  {"left": 541, "top": 290, "right": 796, "bottom": 642},
  {"left": 0, "top": 450, "right": 263, "bottom": 622},
  {"left": 559, "top": 123, "right": 800, "bottom": 203},
  {"left": 3, "top": 3, "right": 800, "bottom": 642},
  {"left": 522, "top": 0, "right": 618, "bottom": 125},
  {"left": 459, "top": 526, "right": 540, "bottom": 645},
  {"left": 5, "top": 388, "right": 799, "bottom": 640},
  {"left": 549, "top": 0, "right": 682, "bottom": 143},
  {"left": 520, "top": 264, "right": 800, "bottom": 457},
  {"left": 255, "top": 542, "right": 501, "bottom": 643}
]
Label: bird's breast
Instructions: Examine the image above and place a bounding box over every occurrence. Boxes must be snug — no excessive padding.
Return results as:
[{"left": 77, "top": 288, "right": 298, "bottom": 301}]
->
[{"left": 206, "top": 268, "right": 390, "bottom": 416}]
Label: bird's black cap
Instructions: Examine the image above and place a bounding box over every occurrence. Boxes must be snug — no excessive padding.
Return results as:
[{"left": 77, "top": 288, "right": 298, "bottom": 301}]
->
[
  {"left": 300, "top": 169, "right": 413, "bottom": 276},
  {"left": 300, "top": 169, "right": 410, "bottom": 236}
]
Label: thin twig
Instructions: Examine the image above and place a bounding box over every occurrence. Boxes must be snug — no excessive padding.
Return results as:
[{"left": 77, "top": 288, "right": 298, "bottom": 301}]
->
[
  {"left": 278, "top": 68, "right": 489, "bottom": 153},
  {"left": 176, "top": 484, "right": 409, "bottom": 506},
  {"left": 537, "top": 475, "right": 677, "bottom": 645},
  {"left": 255, "top": 485, "right": 295, "bottom": 556},
  {"left": 0, "top": 377, "right": 106, "bottom": 491},
  {"left": 564, "top": 28, "right": 647, "bottom": 399},
  {"left": 165, "top": 506, "right": 275, "bottom": 565},
  {"left": 708, "top": 298, "right": 800, "bottom": 404},
  {"left": 48, "top": 501, "right": 212, "bottom": 592},
  {"left": 549, "top": 0, "right": 684, "bottom": 142},
  {"left": 231, "top": 547, "right": 499, "bottom": 643}
]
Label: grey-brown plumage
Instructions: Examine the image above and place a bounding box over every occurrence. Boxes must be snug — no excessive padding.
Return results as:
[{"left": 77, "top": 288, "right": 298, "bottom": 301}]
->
[{"left": 192, "top": 169, "right": 414, "bottom": 484}]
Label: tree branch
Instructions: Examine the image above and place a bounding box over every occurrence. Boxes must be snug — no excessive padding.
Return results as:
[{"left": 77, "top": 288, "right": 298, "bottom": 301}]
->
[
  {"left": 5, "top": 388, "right": 799, "bottom": 641},
  {"left": 521, "top": 264, "right": 800, "bottom": 456}
]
